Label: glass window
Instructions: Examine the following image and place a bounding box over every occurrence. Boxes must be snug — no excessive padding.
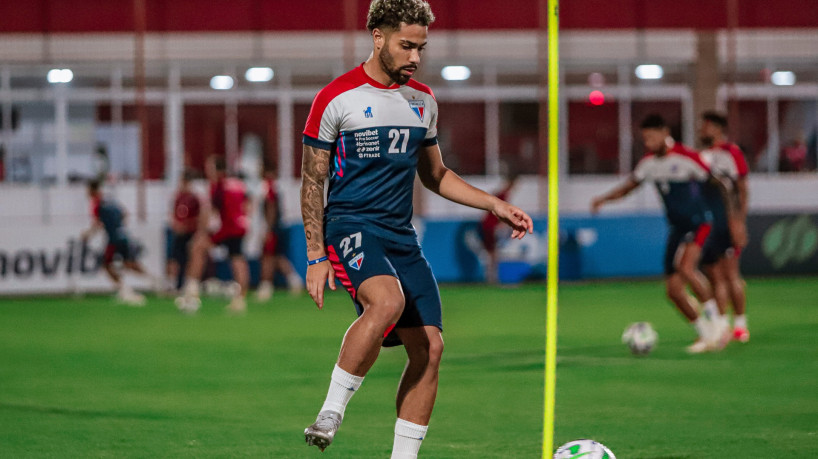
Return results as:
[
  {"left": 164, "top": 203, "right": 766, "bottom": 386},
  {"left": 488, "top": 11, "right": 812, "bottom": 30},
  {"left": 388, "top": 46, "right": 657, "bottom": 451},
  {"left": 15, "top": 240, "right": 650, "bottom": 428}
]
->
[
  {"left": 2, "top": 102, "right": 55, "bottom": 183},
  {"left": 436, "top": 102, "right": 486, "bottom": 175},
  {"left": 727, "top": 100, "right": 767, "bottom": 172},
  {"left": 778, "top": 100, "right": 817, "bottom": 172},
  {"left": 292, "top": 103, "right": 312, "bottom": 178},
  {"left": 237, "top": 104, "right": 278, "bottom": 176},
  {"left": 499, "top": 102, "right": 542, "bottom": 175},
  {"left": 97, "top": 104, "right": 165, "bottom": 180},
  {"left": 183, "top": 104, "right": 228, "bottom": 175},
  {"left": 568, "top": 99, "right": 619, "bottom": 174}
]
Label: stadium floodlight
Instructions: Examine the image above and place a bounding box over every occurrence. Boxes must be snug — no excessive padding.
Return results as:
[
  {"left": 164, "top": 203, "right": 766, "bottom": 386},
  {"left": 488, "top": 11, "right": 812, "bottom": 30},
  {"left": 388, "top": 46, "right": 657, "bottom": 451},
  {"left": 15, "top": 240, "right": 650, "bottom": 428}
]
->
[
  {"left": 771, "top": 71, "right": 796, "bottom": 86},
  {"left": 210, "top": 75, "right": 234, "bottom": 90},
  {"left": 47, "top": 68, "right": 74, "bottom": 84},
  {"left": 245, "top": 67, "right": 274, "bottom": 82},
  {"left": 441, "top": 65, "right": 471, "bottom": 81},
  {"left": 635, "top": 64, "right": 664, "bottom": 80}
]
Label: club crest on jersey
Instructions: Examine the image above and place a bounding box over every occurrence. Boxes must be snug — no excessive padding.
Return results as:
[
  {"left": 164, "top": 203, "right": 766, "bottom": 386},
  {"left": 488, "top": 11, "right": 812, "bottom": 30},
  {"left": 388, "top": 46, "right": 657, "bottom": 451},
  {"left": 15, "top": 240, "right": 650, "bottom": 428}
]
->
[
  {"left": 408, "top": 99, "right": 425, "bottom": 121},
  {"left": 364, "top": 106, "right": 373, "bottom": 118},
  {"left": 348, "top": 252, "right": 364, "bottom": 270}
]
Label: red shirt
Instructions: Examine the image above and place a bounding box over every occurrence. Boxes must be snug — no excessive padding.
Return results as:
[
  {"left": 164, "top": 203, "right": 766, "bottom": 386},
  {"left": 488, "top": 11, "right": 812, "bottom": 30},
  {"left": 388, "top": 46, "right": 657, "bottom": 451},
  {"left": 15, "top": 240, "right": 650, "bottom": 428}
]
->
[
  {"left": 173, "top": 190, "right": 201, "bottom": 234},
  {"left": 210, "top": 178, "right": 248, "bottom": 237}
]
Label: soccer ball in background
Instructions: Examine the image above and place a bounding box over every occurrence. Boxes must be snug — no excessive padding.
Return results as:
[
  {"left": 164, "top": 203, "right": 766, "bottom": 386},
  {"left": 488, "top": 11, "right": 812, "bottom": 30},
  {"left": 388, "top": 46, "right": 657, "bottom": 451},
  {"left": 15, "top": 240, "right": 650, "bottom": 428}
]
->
[
  {"left": 554, "top": 439, "right": 616, "bottom": 459},
  {"left": 622, "top": 322, "right": 658, "bottom": 355}
]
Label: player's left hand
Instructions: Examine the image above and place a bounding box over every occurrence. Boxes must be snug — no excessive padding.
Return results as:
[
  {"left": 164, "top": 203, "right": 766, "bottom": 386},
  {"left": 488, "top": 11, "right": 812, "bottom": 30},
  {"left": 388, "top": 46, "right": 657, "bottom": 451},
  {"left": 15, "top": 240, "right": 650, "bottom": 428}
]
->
[{"left": 492, "top": 202, "right": 534, "bottom": 239}]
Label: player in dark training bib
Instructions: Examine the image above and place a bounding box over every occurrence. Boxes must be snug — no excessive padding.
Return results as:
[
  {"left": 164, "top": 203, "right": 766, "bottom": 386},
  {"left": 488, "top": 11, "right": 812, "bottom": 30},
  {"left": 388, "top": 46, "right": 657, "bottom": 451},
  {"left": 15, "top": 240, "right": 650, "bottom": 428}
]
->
[{"left": 299, "top": 1, "right": 534, "bottom": 456}]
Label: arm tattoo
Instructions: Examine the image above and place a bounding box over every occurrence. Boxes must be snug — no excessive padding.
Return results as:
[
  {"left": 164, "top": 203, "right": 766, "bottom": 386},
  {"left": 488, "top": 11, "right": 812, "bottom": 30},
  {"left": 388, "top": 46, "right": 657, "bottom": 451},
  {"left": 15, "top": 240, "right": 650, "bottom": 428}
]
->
[{"left": 301, "top": 145, "right": 331, "bottom": 256}]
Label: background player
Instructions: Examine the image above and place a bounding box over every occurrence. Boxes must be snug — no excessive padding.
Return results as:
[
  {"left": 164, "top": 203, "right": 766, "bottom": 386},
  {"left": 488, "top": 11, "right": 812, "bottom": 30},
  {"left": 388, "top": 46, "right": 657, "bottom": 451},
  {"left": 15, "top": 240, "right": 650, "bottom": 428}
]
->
[
  {"left": 591, "top": 114, "right": 730, "bottom": 353},
  {"left": 167, "top": 168, "right": 202, "bottom": 292},
  {"left": 81, "top": 180, "right": 154, "bottom": 305},
  {"left": 479, "top": 170, "right": 519, "bottom": 284},
  {"left": 177, "top": 156, "right": 250, "bottom": 313},
  {"left": 256, "top": 164, "right": 303, "bottom": 301},
  {"left": 699, "top": 111, "right": 750, "bottom": 342},
  {"left": 300, "top": 1, "right": 533, "bottom": 456}
]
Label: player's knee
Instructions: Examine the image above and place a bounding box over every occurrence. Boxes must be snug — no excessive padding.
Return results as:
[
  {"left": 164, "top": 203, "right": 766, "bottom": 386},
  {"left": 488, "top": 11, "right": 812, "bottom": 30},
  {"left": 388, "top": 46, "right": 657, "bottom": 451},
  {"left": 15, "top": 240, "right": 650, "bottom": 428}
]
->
[
  {"left": 427, "top": 336, "right": 444, "bottom": 367},
  {"left": 364, "top": 296, "right": 404, "bottom": 325}
]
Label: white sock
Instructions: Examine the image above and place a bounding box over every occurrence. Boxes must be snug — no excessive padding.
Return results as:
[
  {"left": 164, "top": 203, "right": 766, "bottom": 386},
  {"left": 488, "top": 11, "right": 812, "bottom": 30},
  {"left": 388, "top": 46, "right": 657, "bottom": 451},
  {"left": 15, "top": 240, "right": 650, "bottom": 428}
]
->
[
  {"left": 734, "top": 315, "right": 747, "bottom": 329},
  {"left": 693, "top": 316, "right": 710, "bottom": 339},
  {"left": 702, "top": 299, "right": 720, "bottom": 321},
  {"left": 320, "top": 365, "right": 364, "bottom": 417},
  {"left": 183, "top": 278, "right": 200, "bottom": 297},
  {"left": 391, "top": 418, "right": 428, "bottom": 459}
]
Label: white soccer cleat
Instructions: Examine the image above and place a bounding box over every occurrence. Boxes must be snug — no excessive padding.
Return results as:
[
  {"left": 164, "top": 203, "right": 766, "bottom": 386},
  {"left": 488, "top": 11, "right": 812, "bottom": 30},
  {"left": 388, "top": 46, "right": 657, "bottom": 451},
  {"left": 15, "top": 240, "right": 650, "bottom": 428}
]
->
[
  {"left": 226, "top": 296, "right": 247, "bottom": 315},
  {"left": 304, "top": 410, "right": 343, "bottom": 452},
  {"left": 118, "top": 286, "right": 146, "bottom": 307},
  {"left": 255, "top": 282, "right": 273, "bottom": 302},
  {"left": 287, "top": 274, "right": 305, "bottom": 295},
  {"left": 174, "top": 295, "right": 201, "bottom": 314},
  {"left": 686, "top": 339, "right": 712, "bottom": 354}
]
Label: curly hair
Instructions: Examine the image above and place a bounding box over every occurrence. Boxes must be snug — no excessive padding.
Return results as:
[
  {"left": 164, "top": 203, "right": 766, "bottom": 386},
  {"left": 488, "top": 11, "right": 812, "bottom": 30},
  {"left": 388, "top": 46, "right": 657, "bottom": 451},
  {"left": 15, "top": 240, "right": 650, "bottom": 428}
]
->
[{"left": 366, "top": 0, "right": 435, "bottom": 32}]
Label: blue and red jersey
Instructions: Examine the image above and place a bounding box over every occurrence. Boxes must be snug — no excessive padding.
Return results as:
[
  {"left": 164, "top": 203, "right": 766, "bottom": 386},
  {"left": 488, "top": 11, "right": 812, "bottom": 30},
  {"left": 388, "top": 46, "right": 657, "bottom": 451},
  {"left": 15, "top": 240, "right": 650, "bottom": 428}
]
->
[
  {"left": 632, "top": 142, "right": 712, "bottom": 228},
  {"left": 303, "top": 64, "right": 439, "bottom": 245},
  {"left": 90, "top": 196, "right": 126, "bottom": 243}
]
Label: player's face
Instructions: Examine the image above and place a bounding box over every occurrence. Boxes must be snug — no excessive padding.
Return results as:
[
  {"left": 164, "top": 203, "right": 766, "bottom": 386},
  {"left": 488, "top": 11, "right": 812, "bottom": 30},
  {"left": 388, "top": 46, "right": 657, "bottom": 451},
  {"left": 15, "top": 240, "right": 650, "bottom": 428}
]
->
[
  {"left": 699, "top": 121, "right": 719, "bottom": 147},
  {"left": 378, "top": 23, "right": 428, "bottom": 85},
  {"left": 641, "top": 128, "right": 668, "bottom": 154},
  {"left": 205, "top": 159, "right": 217, "bottom": 181}
]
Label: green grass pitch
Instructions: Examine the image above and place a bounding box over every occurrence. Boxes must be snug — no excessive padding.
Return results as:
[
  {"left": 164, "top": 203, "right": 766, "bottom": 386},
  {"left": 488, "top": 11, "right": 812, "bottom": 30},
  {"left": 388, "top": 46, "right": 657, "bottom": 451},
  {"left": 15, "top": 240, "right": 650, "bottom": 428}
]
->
[{"left": 1, "top": 278, "right": 817, "bottom": 457}]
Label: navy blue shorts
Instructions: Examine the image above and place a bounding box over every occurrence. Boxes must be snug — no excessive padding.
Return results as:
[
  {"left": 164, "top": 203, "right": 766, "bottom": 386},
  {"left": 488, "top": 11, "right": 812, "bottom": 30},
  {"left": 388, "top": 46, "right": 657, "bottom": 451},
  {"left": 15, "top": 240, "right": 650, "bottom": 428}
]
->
[
  {"left": 104, "top": 237, "right": 142, "bottom": 264},
  {"left": 325, "top": 224, "right": 442, "bottom": 347},
  {"left": 701, "top": 227, "right": 735, "bottom": 266},
  {"left": 664, "top": 223, "right": 711, "bottom": 275}
]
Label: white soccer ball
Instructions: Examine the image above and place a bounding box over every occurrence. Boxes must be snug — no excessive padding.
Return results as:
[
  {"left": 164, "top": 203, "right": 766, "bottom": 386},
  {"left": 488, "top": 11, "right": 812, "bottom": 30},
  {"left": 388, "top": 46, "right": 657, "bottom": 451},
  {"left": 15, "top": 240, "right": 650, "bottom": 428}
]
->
[
  {"left": 554, "top": 439, "right": 616, "bottom": 459},
  {"left": 622, "top": 321, "right": 658, "bottom": 355}
]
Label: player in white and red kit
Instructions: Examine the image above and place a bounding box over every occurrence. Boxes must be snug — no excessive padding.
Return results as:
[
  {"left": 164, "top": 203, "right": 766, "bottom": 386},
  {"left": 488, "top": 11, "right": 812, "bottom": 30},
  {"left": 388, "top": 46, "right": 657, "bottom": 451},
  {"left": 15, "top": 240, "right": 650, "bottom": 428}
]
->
[
  {"left": 177, "top": 156, "right": 250, "bottom": 313},
  {"left": 299, "top": 1, "right": 533, "bottom": 455},
  {"left": 699, "top": 111, "right": 750, "bottom": 342},
  {"left": 592, "top": 114, "right": 732, "bottom": 353}
]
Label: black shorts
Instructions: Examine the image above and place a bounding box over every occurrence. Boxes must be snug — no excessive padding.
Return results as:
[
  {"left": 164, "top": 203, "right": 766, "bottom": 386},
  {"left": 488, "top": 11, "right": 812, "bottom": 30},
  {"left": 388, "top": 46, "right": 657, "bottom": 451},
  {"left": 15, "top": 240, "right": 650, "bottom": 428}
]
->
[
  {"left": 664, "top": 223, "right": 711, "bottom": 275},
  {"left": 211, "top": 234, "right": 244, "bottom": 257},
  {"left": 325, "top": 224, "right": 442, "bottom": 347},
  {"left": 171, "top": 232, "right": 195, "bottom": 264},
  {"left": 701, "top": 227, "right": 735, "bottom": 266}
]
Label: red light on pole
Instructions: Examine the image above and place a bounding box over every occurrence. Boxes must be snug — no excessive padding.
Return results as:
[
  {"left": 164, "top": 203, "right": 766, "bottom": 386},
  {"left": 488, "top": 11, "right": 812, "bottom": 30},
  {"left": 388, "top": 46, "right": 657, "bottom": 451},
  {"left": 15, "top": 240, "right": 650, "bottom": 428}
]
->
[{"left": 588, "top": 90, "right": 605, "bottom": 106}]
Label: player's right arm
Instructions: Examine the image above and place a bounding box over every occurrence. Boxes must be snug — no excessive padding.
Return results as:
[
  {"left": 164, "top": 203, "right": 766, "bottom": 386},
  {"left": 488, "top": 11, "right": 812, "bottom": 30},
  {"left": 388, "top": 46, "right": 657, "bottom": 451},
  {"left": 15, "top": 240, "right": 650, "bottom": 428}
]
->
[
  {"left": 301, "top": 144, "right": 336, "bottom": 309},
  {"left": 591, "top": 178, "right": 641, "bottom": 214}
]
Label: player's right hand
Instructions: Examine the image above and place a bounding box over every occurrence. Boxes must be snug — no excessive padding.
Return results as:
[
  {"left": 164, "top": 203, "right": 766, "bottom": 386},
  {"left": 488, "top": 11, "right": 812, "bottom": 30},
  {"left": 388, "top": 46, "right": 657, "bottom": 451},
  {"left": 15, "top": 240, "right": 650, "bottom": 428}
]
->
[
  {"left": 590, "top": 197, "right": 604, "bottom": 214},
  {"left": 306, "top": 260, "right": 336, "bottom": 310}
]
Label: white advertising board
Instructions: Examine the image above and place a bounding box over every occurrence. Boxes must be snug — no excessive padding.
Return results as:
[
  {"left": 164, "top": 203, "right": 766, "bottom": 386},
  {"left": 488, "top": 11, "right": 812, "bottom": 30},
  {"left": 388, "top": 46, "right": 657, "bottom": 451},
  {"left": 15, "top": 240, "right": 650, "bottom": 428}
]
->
[{"left": 0, "top": 221, "right": 164, "bottom": 295}]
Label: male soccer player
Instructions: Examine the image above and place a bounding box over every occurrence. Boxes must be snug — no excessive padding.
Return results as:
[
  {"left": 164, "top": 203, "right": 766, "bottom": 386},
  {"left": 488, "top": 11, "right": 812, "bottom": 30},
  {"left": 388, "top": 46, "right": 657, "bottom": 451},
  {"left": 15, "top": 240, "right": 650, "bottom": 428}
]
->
[
  {"left": 81, "top": 180, "right": 153, "bottom": 305},
  {"left": 699, "top": 111, "right": 750, "bottom": 342},
  {"left": 256, "top": 165, "right": 303, "bottom": 301},
  {"left": 591, "top": 114, "right": 730, "bottom": 353},
  {"left": 300, "top": 1, "right": 533, "bottom": 456},
  {"left": 177, "top": 156, "right": 250, "bottom": 313},
  {"left": 479, "top": 171, "right": 519, "bottom": 284},
  {"left": 167, "top": 168, "right": 202, "bottom": 292}
]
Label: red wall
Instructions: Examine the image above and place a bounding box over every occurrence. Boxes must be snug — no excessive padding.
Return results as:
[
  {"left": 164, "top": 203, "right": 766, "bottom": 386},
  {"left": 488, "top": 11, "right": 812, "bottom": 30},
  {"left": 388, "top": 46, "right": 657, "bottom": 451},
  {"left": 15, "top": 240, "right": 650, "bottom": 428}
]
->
[{"left": 1, "top": 0, "right": 816, "bottom": 33}]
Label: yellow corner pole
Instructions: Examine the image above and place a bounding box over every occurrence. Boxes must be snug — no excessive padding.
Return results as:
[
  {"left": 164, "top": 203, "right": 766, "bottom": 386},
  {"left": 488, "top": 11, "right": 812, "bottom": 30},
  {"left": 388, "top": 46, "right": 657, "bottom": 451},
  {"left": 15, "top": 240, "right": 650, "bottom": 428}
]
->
[{"left": 542, "top": 0, "right": 560, "bottom": 457}]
